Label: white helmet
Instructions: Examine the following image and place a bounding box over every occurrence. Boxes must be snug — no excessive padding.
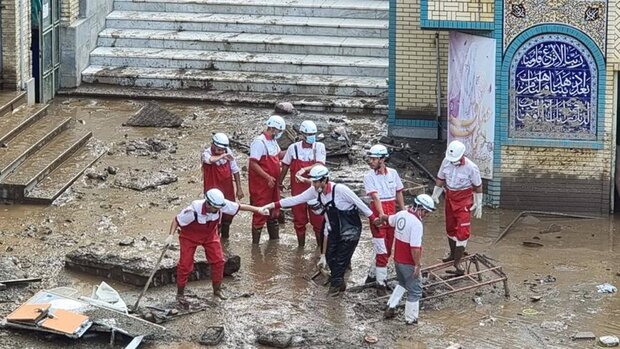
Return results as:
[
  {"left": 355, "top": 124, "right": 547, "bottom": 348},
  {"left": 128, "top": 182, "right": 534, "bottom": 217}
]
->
[
  {"left": 212, "top": 133, "right": 229, "bottom": 148},
  {"left": 266, "top": 115, "right": 286, "bottom": 131},
  {"left": 308, "top": 165, "right": 329, "bottom": 181},
  {"left": 367, "top": 144, "right": 389, "bottom": 158},
  {"left": 299, "top": 120, "right": 317, "bottom": 134},
  {"left": 445, "top": 140, "right": 466, "bottom": 162},
  {"left": 205, "top": 188, "right": 226, "bottom": 208},
  {"left": 414, "top": 194, "right": 435, "bottom": 212}
]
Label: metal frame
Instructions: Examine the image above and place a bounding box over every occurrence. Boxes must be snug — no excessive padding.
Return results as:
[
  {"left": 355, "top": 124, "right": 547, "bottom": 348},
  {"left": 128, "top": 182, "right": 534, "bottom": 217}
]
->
[{"left": 421, "top": 253, "right": 509, "bottom": 301}]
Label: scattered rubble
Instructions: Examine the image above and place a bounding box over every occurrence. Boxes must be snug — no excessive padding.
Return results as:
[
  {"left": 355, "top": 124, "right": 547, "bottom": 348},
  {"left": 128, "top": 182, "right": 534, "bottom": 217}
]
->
[
  {"left": 199, "top": 326, "right": 225, "bottom": 345},
  {"left": 572, "top": 331, "right": 596, "bottom": 340},
  {"left": 257, "top": 330, "right": 293, "bottom": 348},
  {"left": 596, "top": 283, "right": 617, "bottom": 293},
  {"left": 599, "top": 335, "right": 620, "bottom": 347},
  {"left": 125, "top": 138, "right": 177, "bottom": 157},
  {"left": 124, "top": 101, "right": 184, "bottom": 128},
  {"left": 114, "top": 170, "right": 178, "bottom": 191},
  {"left": 274, "top": 102, "right": 297, "bottom": 115}
]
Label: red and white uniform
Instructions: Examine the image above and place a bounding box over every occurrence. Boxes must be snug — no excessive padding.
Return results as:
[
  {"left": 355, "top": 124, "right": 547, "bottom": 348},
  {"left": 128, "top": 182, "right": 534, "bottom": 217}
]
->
[
  {"left": 389, "top": 209, "right": 423, "bottom": 265},
  {"left": 363, "top": 167, "right": 404, "bottom": 267},
  {"left": 175, "top": 199, "right": 240, "bottom": 288},
  {"left": 202, "top": 145, "right": 240, "bottom": 223},
  {"left": 437, "top": 157, "right": 482, "bottom": 246},
  {"left": 248, "top": 132, "right": 281, "bottom": 228},
  {"left": 282, "top": 141, "right": 326, "bottom": 239}
]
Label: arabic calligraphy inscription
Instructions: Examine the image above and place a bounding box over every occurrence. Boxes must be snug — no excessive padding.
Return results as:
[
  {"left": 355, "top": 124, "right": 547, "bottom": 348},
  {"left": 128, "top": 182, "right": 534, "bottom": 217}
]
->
[{"left": 509, "top": 34, "right": 597, "bottom": 140}]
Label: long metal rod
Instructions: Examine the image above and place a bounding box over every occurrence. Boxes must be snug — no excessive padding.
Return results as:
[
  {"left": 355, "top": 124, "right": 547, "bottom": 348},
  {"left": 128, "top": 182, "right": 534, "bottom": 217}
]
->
[{"left": 132, "top": 242, "right": 170, "bottom": 311}]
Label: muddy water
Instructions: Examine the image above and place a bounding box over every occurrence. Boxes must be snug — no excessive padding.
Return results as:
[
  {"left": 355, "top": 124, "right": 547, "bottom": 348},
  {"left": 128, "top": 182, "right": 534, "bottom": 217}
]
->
[{"left": 0, "top": 97, "right": 618, "bottom": 349}]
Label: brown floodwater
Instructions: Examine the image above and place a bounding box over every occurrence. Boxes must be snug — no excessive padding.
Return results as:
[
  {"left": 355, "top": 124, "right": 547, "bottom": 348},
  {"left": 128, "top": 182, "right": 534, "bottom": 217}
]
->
[{"left": 0, "top": 97, "right": 617, "bottom": 349}]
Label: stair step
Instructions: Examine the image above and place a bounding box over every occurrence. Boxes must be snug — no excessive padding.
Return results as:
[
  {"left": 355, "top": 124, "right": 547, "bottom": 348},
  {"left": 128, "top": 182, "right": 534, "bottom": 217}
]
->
[
  {"left": 0, "top": 104, "right": 49, "bottom": 145},
  {"left": 2, "top": 128, "right": 92, "bottom": 192},
  {"left": 25, "top": 139, "right": 106, "bottom": 204},
  {"left": 0, "top": 91, "right": 27, "bottom": 117},
  {"left": 114, "top": 0, "right": 388, "bottom": 19},
  {"left": 89, "top": 47, "right": 387, "bottom": 77},
  {"left": 0, "top": 115, "right": 72, "bottom": 180},
  {"left": 98, "top": 29, "right": 388, "bottom": 57},
  {"left": 106, "top": 10, "right": 388, "bottom": 38},
  {"left": 59, "top": 84, "right": 388, "bottom": 114},
  {"left": 81, "top": 65, "right": 387, "bottom": 96}
]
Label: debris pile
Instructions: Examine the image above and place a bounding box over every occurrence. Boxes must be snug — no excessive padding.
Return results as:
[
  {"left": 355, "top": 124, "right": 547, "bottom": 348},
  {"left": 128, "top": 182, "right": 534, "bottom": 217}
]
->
[
  {"left": 124, "top": 102, "right": 184, "bottom": 128},
  {"left": 64, "top": 244, "right": 241, "bottom": 287}
]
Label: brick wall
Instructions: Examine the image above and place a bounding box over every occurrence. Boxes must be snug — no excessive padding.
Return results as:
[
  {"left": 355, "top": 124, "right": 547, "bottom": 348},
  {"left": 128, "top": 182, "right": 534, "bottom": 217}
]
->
[
  {"left": 426, "top": 0, "right": 494, "bottom": 22},
  {"left": 395, "top": 0, "right": 448, "bottom": 118},
  {"left": 61, "top": 0, "right": 80, "bottom": 24},
  {"left": 1, "top": 0, "right": 32, "bottom": 90}
]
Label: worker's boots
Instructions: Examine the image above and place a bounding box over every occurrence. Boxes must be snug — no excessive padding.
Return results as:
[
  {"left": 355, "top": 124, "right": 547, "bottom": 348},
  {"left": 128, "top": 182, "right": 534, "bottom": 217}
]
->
[
  {"left": 219, "top": 221, "right": 231, "bottom": 240},
  {"left": 176, "top": 286, "right": 189, "bottom": 308},
  {"left": 384, "top": 307, "right": 396, "bottom": 319},
  {"left": 442, "top": 238, "right": 456, "bottom": 262},
  {"left": 296, "top": 232, "right": 306, "bottom": 248},
  {"left": 251, "top": 227, "right": 262, "bottom": 244},
  {"left": 376, "top": 284, "right": 388, "bottom": 297},
  {"left": 213, "top": 283, "right": 228, "bottom": 300},
  {"left": 450, "top": 246, "right": 466, "bottom": 276},
  {"left": 267, "top": 220, "right": 280, "bottom": 240}
]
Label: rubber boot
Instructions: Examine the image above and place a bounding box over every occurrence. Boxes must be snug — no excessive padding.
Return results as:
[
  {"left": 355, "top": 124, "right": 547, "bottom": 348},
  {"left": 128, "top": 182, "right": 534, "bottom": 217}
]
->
[
  {"left": 296, "top": 233, "right": 306, "bottom": 248},
  {"left": 375, "top": 267, "right": 388, "bottom": 297},
  {"left": 219, "top": 221, "right": 231, "bottom": 240},
  {"left": 442, "top": 238, "right": 456, "bottom": 262},
  {"left": 176, "top": 286, "right": 189, "bottom": 308},
  {"left": 277, "top": 211, "right": 286, "bottom": 224},
  {"left": 213, "top": 283, "right": 228, "bottom": 300},
  {"left": 404, "top": 301, "right": 419, "bottom": 325},
  {"left": 365, "top": 264, "right": 376, "bottom": 284},
  {"left": 267, "top": 220, "right": 279, "bottom": 240},
  {"left": 450, "top": 246, "right": 466, "bottom": 276},
  {"left": 251, "top": 227, "right": 262, "bottom": 245}
]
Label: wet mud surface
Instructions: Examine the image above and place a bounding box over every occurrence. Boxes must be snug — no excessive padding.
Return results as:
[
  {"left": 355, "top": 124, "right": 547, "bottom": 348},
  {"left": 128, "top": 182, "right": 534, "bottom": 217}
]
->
[{"left": 0, "top": 97, "right": 618, "bottom": 348}]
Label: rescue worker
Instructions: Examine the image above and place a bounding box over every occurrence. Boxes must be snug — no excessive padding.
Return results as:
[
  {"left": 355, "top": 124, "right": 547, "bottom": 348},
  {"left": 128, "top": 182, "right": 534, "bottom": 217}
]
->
[
  {"left": 202, "top": 132, "right": 244, "bottom": 239},
  {"left": 431, "top": 140, "right": 483, "bottom": 275},
  {"left": 278, "top": 120, "right": 326, "bottom": 248},
  {"left": 249, "top": 115, "right": 286, "bottom": 244},
  {"left": 166, "top": 189, "right": 269, "bottom": 306},
  {"left": 383, "top": 194, "right": 435, "bottom": 325},
  {"left": 261, "top": 165, "right": 380, "bottom": 296},
  {"left": 363, "top": 144, "right": 405, "bottom": 296}
]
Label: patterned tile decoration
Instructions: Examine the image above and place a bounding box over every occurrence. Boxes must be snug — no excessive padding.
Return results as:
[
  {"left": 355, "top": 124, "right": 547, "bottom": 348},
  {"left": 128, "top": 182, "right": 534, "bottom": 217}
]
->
[
  {"left": 509, "top": 34, "right": 597, "bottom": 140},
  {"left": 504, "top": 0, "right": 608, "bottom": 54}
]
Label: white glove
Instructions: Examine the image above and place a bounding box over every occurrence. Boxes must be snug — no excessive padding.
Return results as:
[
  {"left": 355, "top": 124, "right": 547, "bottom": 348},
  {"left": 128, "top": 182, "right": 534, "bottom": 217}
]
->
[
  {"left": 164, "top": 234, "right": 174, "bottom": 245},
  {"left": 431, "top": 186, "right": 444, "bottom": 204},
  {"left": 295, "top": 168, "right": 306, "bottom": 183},
  {"left": 317, "top": 255, "right": 327, "bottom": 269},
  {"left": 471, "top": 192, "right": 483, "bottom": 219},
  {"left": 259, "top": 203, "right": 275, "bottom": 216}
]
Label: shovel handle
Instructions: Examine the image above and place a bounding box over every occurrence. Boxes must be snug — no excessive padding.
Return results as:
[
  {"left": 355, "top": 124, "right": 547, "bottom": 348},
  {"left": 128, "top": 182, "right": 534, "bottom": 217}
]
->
[{"left": 132, "top": 242, "right": 170, "bottom": 312}]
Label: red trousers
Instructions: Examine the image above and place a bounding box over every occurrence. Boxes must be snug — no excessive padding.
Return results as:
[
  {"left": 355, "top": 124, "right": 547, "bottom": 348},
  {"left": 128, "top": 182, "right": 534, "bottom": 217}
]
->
[
  {"left": 445, "top": 188, "right": 472, "bottom": 242},
  {"left": 292, "top": 203, "right": 324, "bottom": 239},
  {"left": 177, "top": 232, "right": 225, "bottom": 288},
  {"left": 369, "top": 200, "right": 396, "bottom": 267}
]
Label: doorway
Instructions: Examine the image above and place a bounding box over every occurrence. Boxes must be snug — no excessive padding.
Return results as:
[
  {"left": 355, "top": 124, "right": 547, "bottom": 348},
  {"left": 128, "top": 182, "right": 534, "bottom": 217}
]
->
[{"left": 32, "top": 0, "right": 60, "bottom": 103}]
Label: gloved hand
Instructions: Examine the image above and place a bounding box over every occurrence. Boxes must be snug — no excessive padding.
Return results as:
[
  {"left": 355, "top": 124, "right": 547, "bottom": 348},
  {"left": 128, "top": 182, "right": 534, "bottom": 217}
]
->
[
  {"left": 431, "top": 186, "right": 444, "bottom": 204},
  {"left": 317, "top": 255, "right": 327, "bottom": 269},
  {"left": 164, "top": 234, "right": 174, "bottom": 245},
  {"left": 295, "top": 168, "right": 307, "bottom": 183},
  {"left": 470, "top": 192, "right": 483, "bottom": 219},
  {"left": 259, "top": 203, "right": 275, "bottom": 216}
]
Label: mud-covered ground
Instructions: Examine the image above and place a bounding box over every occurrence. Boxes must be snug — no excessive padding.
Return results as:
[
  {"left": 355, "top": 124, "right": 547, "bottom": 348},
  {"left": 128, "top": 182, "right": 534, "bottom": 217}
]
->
[{"left": 0, "top": 97, "right": 618, "bottom": 349}]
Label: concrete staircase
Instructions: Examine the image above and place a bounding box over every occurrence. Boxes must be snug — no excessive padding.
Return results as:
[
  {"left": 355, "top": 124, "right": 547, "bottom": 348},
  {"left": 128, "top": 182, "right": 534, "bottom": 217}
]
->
[
  {"left": 0, "top": 91, "right": 105, "bottom": 204},
  {"left": 77, "top": 0, "right": 388, "bottom": 112}
]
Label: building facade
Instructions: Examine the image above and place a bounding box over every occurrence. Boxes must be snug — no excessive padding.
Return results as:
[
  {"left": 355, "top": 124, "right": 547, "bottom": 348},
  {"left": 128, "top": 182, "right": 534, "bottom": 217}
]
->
[{"left": 389, "top": 0, "right": 618, "bottom": 215}]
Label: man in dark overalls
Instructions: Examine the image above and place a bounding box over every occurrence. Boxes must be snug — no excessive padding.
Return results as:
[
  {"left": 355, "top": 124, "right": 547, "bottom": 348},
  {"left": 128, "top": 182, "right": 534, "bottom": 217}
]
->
[{"left": 262, "top": 165, "right": 380, "bottom": 296}]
